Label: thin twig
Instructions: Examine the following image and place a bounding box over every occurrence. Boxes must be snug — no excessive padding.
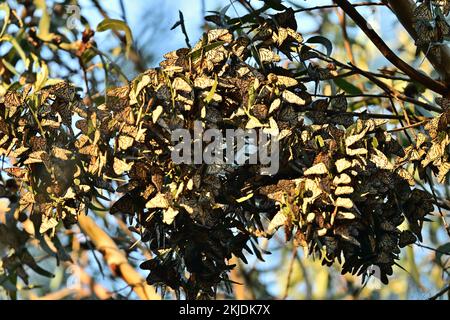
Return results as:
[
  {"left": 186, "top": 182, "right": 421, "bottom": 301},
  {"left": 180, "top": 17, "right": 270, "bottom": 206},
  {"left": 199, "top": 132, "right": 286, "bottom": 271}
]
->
[
  {"left": 295, "top": 253, "right": 312, "bottom": 299},
  {"left": 304, "top": 106, "right": 409, "bottom": 120},
  {"left": 282, "top": 248, "right": 297, "bottom": 299},
  {"left": 348, "top": 62, "right": 443, "bottom": 113},
  {"left": 336, "top": 8, "right": 355, "bottom": 64},
  {"left": 425, "top": 174, "right": 450, "bottom": 238},
  {"left": 428, "top": 284, "right": 450, "bottom": 300},
  {"left": 333, "top": 0, "right": 448, "bottom": 95},
  {"left": 386, "top": 120, "right": 428, "bottom": 132},
  {"left": 300, "top": 46, "right": 442, "bottom": 112},
  {"left": 79, "top": 57, "right": 93, "bottom": 106},
  {"left": 176, "top": 11, "right": 191, "bottom": 49},
  {"left": 415, "top": 243, "right": 450, "bottom": 256},
  {"left": 298, "top": 70, "right": 412, "bottom": 83},
  {"left": 293, "top": 2, "right": 386, "bottom": 13},
  {"left": 312, "top": 93, "right": 391, "bottom": 99}
]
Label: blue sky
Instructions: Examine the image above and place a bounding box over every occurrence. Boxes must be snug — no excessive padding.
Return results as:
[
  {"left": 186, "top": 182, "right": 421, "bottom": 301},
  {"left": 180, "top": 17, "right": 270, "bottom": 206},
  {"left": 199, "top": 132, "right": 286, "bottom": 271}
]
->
[
  {"left": 75, "top": 0, "right": 412, "bottom": 79},
  {"left": 80, "top": 0, "right": 334, "bottom": 66}
]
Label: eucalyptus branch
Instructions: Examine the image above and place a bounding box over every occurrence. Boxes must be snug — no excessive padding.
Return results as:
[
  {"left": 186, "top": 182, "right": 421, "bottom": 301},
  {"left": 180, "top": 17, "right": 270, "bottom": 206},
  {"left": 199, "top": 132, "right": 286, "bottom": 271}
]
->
[
  {"left": 301, "top": 45, "right": 443, "bottom": 112},
  {"left": 292, "top": 2, "right": 386, "bottom": 13},
  {"left": 386, "top": 120, "right": 428, "bottom": 133},
  {"left": 77, "top": 214, "right": 160, "bottom": 300},
  {"left": 349, "top": 63, "right": 443, "bottom": 113},
  {"left": 333, "top": 0, "right": 448, "bottom": 95}
]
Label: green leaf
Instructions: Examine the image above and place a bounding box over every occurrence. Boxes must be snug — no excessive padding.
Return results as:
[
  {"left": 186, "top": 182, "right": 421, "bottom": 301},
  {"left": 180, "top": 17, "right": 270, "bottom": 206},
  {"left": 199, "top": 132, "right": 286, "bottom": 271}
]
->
[
  {"left": 97, "top": 19, "right": 133, "bottom": 57},
  {"left": 220, "top": 3, "right": 232, "bottom": 16},
  {"left": 1, "top": 58, "right": 18, "bottom": 76},
  {"left": 188, "top": 40, "right": 225, "bottom": 62},
  {"left": 34, "top": 0, "right": 50, "bottom": 39},
  {"left": 87, "top": 201, "right": 109, "bottom": 212},
  {"left": 205, "top": 74, "right": 218, "bottom": 104},
  {"left": 306, "top": 35, "right": 333, "bottom": 57},
  {"left": 34, "top": 62, "right": 48, "bottom": 92},
  {"left": 334, "top": 78, "right": 363, "bottom": 95},
  {"left": 81, "top": 48, "right": 97, "bottom": 65},
  {"left": 0, "top": 2, "right": 10, "bottom": 38},
  {"left": 236, "top": 193, "right": 254, "bottom": 203}
]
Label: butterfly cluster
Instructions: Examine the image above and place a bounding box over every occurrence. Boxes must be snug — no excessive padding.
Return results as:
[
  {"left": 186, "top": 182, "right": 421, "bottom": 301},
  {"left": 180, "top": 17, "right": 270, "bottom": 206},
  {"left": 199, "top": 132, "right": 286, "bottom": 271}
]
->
[
  {"left": 413, "top": 0, "right": 450, "bottom": 59},
  {"left": 0, "top": 7, "right": 441, "bottom": 299},
  {"left": 259, "top": 119, "right": 433, "bottom": 284}
]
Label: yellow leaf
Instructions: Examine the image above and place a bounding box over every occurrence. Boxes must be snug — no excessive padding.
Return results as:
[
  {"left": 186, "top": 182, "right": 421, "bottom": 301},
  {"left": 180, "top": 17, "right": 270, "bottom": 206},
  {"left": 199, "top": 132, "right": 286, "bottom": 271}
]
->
[
  {"left": 97, "top": 19, "right": 133, "bottom": 57},
  {"left": 146, "top": 192, "right": 169, "bottom": 209},
  {"left": 152, "top": 105, "right": 164, "bottom": 123},
  {"left": 304, "top": 163, "right": 328, "bottom": 176},
  {"left": 163, "top": 207, "right": 179, "bottom": 225},
  {"left": 113, "top": 158, "right": 133, "bottom": 175}
]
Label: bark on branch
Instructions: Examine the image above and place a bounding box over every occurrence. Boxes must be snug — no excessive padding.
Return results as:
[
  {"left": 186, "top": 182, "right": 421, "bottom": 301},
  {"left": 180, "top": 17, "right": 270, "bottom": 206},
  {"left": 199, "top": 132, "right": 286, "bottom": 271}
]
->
[{"left": 77, "top": 214, "right": 160, "bottom": 300}]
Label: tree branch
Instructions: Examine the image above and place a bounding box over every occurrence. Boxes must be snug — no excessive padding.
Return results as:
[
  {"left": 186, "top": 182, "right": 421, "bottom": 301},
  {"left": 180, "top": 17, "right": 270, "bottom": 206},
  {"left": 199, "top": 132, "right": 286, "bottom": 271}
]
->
[
  {"left": 333, "top": 0, "right": 448, "bottom": 95},
  {"left": 77, "top": 214, "right": 160, "bottom": 300},
  {"left": 293, "top": 2, "right": 386, "bottom": 13},
  {"left": 349, "top": 62, "right": 443, "bottom": 113},
  {"left": 428, "top": 284, "right": 450, "bottom": 300}
]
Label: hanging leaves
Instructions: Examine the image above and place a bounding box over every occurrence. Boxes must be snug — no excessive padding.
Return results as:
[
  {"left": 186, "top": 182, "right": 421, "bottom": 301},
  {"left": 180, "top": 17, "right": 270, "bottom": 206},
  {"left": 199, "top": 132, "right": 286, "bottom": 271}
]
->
[{"left": 97, "top": 19, "right": 134, "bottom": 57}]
